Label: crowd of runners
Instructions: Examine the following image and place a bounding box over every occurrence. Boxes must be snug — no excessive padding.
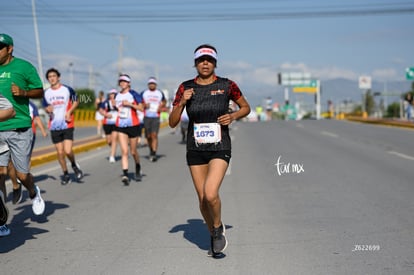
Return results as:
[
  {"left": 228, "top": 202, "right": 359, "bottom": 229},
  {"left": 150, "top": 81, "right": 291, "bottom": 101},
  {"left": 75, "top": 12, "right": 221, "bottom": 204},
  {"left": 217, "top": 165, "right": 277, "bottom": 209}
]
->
[{"left": 0, "top": 34, "right": 251, "bottom": 258}]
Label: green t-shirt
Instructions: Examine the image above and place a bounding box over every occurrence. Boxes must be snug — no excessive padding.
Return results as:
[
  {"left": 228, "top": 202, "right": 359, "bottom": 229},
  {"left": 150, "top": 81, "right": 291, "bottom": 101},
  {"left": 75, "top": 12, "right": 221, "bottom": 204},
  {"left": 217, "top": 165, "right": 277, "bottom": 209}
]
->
[{"left": 0, "top": 57, "right": 43, "bottom": 130}]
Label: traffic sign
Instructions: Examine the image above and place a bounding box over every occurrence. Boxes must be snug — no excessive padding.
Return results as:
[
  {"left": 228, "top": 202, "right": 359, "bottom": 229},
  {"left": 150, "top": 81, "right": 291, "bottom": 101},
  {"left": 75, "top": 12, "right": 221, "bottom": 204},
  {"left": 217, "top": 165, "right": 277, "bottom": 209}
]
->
[
  {"left": 279, "top": 72, "right": 312, "bottom": 86},
  {"left": 293, "top": 80, "right": 318, "bottom": 93},
  {"left": 406, "top": 67, "right": 414, "bottom": 80},
  {"left": 359, "top": 76, "right": 371, "bottom": 90}
]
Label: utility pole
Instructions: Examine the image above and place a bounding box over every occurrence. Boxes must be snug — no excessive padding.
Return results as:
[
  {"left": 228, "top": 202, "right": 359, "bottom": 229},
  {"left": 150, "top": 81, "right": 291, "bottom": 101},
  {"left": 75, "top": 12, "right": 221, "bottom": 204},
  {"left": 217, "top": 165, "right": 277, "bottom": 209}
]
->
[
  {"left": 88, "top": 65, "right": 95, "bottom": 90},
  {"left": 118, "top": 35, "right": 125, "bottom": 75},
  {"left": 32, "top": 0, "right": 44, "bottom": 83}
]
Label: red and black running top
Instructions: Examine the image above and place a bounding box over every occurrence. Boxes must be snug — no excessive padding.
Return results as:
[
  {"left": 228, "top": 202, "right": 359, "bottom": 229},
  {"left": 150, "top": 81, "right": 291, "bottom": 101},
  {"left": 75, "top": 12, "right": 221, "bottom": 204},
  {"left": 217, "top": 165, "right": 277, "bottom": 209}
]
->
[{"left": 173, "top": 76, "right": 243, "bottom": 152}]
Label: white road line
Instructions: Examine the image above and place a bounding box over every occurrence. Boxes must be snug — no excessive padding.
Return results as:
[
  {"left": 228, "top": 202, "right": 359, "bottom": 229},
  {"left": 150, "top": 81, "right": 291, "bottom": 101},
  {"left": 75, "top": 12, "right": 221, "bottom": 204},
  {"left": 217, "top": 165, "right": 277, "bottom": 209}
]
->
[
  {"left": 321, "top": 131, "right": 338, "bottom": 138},
  {"left": 387, "top": 151, "right": 414, "bottom": 161}
]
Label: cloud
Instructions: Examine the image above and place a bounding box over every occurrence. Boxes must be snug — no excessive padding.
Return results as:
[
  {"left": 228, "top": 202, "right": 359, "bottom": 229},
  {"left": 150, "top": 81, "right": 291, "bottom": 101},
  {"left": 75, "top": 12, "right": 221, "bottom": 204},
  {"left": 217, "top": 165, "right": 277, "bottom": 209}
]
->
[
  {"left": 372, "top": 68, "right": 398, "bottom": 80},
  {"left": 43, "top": 54, "right": 88, "bottom": 70}
]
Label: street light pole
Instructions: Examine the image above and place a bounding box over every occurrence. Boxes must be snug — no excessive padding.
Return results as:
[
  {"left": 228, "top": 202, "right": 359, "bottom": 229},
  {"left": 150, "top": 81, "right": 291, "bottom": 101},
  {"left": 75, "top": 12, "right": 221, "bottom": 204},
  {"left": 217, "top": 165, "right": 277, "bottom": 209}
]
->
[{"left": 31, "top": 0, "right": 44, "bottom": 83}]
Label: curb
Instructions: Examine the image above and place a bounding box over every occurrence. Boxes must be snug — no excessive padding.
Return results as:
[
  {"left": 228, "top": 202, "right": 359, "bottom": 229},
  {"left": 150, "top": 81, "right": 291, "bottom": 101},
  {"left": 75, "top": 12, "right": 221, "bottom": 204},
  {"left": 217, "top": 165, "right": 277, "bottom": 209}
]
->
[
  {"left": 31, "top": 138, "right": 107, "bottom": 168},
  {"left": 346, "top": 116, "right": 414, "bottom": 129}
]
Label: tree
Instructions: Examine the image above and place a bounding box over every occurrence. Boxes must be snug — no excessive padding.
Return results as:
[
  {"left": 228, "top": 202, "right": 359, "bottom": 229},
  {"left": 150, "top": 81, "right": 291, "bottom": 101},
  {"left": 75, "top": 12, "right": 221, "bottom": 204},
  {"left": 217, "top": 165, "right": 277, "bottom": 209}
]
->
[
  {"left": 75, "top": 88, "right": 96, "bottom": 110},
  {"left": 385, "top": 102, "right": 400, "bottom": 118},
  {"left": 364, "top": 90, "right": 376, "bottom": 115}
]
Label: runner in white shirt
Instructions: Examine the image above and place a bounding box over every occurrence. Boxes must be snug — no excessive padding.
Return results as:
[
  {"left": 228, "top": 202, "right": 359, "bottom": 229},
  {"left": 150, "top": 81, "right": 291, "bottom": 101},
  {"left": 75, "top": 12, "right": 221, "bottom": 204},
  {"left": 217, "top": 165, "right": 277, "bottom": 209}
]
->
[
  {"left": 141, "top": 77, "right": 166, "bottom": 162},
  {"left": 43, "top": 68, "right": 83, "bottom": 185},
  {"left": 115, "top": 74, "right": 144, "bottom": 185}
]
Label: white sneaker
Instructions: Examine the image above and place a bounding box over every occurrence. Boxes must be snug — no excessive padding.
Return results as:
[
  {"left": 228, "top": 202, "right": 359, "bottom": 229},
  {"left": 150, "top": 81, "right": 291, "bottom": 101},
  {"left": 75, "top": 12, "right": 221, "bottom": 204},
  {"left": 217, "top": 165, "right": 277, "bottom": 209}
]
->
[
  {"left": 109, "top": 156, "right": 115, "bottom": 163},
  {"left": 32, "top": 185, "right": 45, "bottom": 215},
  {"left": 0, "top": 224, "right": 10, "bottom": 236}
]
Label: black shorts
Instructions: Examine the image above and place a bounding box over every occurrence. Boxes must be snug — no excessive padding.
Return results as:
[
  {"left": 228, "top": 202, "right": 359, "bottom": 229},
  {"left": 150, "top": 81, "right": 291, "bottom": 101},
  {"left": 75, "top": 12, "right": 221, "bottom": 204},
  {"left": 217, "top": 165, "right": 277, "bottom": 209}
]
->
[
  {"left": 138, "top": 123, "right": 144, "bottom": 137},
  {"left": 103, "top": 124, "right": 117, "bottom": 135},
  {"left": 51, "top": 128, "right": 74, "bottom": 144},
  {"left": 186, "top": 150, "right": 231, "bottom": 166},
  {"left": 116, "top": 126, "right": 140, "bottom": 138}
]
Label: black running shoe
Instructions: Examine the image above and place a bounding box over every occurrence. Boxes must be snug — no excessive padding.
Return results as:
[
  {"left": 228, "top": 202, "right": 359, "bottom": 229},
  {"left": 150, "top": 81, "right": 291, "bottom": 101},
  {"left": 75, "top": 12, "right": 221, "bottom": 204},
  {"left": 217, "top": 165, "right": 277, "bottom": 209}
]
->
[
  {"left": 212, "top": 223, "right": 228, "bottom": 254},
  {"left": 61, "top": 174, "right": 72, "bottom": 185},
  {"left": 135, "top": 164, "right": 142, "bottom": 182},
  {"left": 0, "top": 191, "right": 9, "bottom": 226},
  {"left": 122, "top": 176, "right": 130, "bottom": 186},
  {"left": 207, "top": 236, "right": 214, "bottom": 257},
  {"left": 72, "top": 163, "right": 83, "bottom": 181},
  {"left": 12, "top": 180, "right": 22, "bottom": 204}
]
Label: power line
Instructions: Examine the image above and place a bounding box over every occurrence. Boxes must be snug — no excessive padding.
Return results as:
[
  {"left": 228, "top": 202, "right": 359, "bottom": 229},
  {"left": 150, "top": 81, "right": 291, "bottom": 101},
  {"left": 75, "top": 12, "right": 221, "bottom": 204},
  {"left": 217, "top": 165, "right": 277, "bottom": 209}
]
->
[{"left": 3, "top": 2, "right": 414, "bottom": 24}]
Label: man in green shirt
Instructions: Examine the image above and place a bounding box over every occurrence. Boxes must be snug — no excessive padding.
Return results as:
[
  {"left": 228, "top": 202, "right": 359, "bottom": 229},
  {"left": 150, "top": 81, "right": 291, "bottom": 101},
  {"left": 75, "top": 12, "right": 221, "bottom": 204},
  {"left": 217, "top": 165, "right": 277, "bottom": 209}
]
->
[{"left": 0, "top": 33, "right": 45, "bottom": 237}]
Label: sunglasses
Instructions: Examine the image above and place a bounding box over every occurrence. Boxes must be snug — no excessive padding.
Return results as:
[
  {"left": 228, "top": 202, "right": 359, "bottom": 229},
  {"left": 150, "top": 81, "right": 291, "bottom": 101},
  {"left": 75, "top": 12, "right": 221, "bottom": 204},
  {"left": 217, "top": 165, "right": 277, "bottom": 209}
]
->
[{"left": 0, "top": 43, "right": 8, "bottom": 50}]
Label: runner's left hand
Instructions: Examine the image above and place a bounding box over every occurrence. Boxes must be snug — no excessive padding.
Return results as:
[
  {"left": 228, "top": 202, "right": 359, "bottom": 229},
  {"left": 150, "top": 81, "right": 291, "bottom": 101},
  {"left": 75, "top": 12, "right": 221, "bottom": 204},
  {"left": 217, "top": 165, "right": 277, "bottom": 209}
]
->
[{"left": 217, "top": 113, "right": 234, "bottom": 126}]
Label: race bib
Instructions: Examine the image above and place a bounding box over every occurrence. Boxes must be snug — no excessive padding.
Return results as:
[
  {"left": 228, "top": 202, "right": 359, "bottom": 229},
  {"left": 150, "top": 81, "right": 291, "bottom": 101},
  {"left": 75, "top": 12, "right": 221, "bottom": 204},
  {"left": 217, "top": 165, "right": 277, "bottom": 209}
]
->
[
  {"left": 107, "top": 111, "right": 118, "bottom": 122},
  {"left": 149, "top": 102, "right": 159, "bottom": 113},
  {"left": 119, "top": 107, "right": 129, "bottom": 119},
  {"left": 193, "top": 123, "right": 221, "bottom": 144}
]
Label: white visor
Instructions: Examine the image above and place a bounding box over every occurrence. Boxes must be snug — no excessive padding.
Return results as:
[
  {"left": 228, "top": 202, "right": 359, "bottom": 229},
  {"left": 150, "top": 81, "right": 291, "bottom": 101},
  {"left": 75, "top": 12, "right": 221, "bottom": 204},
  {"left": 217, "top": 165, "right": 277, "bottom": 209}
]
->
[
  {"left": 194, "top": 48, "right": 217, "bottom": 60},
  {"left": 118, "top": 75, "right": 131, "bottom": 82}
]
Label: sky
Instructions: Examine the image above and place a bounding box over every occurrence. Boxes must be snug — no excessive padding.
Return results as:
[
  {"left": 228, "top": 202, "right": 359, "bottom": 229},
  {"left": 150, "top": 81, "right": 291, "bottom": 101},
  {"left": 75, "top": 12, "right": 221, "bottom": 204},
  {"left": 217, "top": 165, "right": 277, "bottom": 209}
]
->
[{"left": 2, "top": 0, "right": 414, "bottom": 107}]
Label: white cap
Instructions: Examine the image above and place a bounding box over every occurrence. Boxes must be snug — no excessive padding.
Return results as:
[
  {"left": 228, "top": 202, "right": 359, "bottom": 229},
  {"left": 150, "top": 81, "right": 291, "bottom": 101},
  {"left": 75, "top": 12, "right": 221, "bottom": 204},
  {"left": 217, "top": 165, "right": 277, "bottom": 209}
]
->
[
  {"left": 147, "top": 77, "right": 157, "bottom": 84},
  {"left": 118, "top": 74, "right": 131, "bottom": 83},
  {"left": 194, "top": 47, "right": 217, "bottom": 60}
]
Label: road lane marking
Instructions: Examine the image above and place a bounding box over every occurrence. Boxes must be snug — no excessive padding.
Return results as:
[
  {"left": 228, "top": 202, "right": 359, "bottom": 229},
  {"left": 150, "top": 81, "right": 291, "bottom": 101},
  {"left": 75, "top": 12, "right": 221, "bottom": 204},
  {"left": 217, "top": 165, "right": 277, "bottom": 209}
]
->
[
  {"left": 387, "top": 151, "right": 414, "bottom": 161},
  {"left": 321, "top": 131, "right": 338, "bottom": 138}
]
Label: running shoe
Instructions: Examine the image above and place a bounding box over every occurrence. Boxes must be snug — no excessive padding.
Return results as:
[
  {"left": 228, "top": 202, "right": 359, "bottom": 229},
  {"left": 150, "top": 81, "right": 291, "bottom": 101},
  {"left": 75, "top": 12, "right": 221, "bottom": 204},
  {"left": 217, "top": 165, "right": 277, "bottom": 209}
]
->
[
  {"left": 150, "top": 151, "right": 157, "bottom": 162},
  {"left": 12, "top": 179, "right": 22, "bottom": 205},
  {"left": 135, "top": 164, "right": 142, "bottom": 182},
  {"left": 212, "top": 223, "right": 227, "bottom": 254},
  {"left": 122, "top": 176, "right": 129, "bottom": 186},
  {"left": 207, "top": 247, "right": 213, "bottom": 257},
  {"left": 207, "top": 236, "right": 222, "bottom": 258},
  {"left": 0, "top": 224, "right": 10, "bottom": 237},
  {"left": 72, "top": 163, "right": 84, "bottom": 181},
  {"left": 0, "top": 191, "right": 8, "bottom": 226},
  {"left": 61, "top": 174, "right": 72, "bottom": 185},
  {"left": 109, "top": 156, "right": 116, "bottom": 163},
  {"left": 32, "top": 185, "right": 45, "bottom": 216}
]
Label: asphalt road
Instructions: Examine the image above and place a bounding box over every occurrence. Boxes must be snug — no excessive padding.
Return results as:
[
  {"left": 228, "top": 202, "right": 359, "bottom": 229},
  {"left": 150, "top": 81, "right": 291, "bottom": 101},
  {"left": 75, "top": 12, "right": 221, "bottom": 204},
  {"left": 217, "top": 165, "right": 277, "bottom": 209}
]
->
[{"left": 1, "top": 120, "right": 413, "bottom": 275}]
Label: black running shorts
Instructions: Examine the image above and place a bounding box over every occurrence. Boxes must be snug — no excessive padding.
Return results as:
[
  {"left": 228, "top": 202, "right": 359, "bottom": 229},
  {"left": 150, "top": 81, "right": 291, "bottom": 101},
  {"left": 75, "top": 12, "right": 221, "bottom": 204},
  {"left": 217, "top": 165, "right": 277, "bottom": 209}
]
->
[
  {"left": 186, "top": 150, "right": 231, "bottom": 166},
  {"left": 116, "top": 126, "right": 140, "bottom": 138},
  {"left": 51, "top": 128, "right": 74, "bottom": 144}
]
